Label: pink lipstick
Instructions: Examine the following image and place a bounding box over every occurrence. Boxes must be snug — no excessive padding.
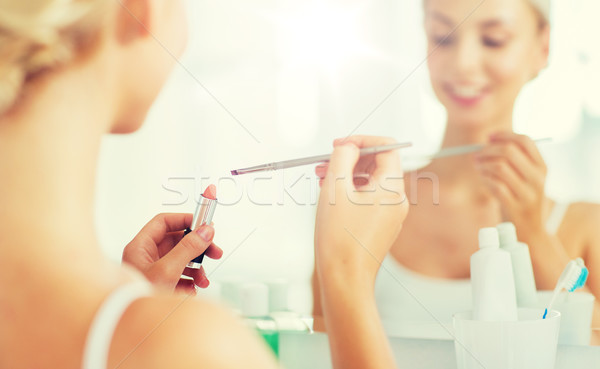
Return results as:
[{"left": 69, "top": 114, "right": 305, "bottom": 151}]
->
[{"left": 184, "top": 184, "right": 218, "bottom": 269}]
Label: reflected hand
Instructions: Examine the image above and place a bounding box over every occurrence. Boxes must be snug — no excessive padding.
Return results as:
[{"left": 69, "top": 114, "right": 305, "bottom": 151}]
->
[
  {"left": 122, "top": 213, "right": 223, "bottom": 294},
  {"left": 314, "top": 136, "right": 408, "bottom": 285},
  {"left": 476, "top": 132, "right": 548, "bottom": 233}
]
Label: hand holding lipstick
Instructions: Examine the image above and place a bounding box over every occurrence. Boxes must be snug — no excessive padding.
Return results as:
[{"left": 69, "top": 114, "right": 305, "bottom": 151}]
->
[{"left": 122, "top": 212, "right": 223, "bottom": 294}]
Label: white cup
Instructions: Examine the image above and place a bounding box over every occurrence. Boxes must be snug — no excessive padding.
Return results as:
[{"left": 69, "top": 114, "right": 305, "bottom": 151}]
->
[
  {"left": 453, "top": 308, "right": 560, "bottom": 369},
  {"left": 535, "top": 291, "right": 595, "bottom": 345}
]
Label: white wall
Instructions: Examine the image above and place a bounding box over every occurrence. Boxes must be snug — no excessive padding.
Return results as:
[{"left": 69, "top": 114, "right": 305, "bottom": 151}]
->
[{"left": 95, "top": 0, "right": 600, "bottom": 313}]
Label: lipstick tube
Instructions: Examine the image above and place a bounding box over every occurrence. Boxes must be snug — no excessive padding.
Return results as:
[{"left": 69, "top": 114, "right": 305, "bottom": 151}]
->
[{"left": 184, "top": 193, "right": 217, "bottom": 269}]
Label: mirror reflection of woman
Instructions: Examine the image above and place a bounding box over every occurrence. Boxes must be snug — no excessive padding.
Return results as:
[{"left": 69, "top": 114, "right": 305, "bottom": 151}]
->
[{"left": 313, "top": 0, "right": 600, "bottom": 342}]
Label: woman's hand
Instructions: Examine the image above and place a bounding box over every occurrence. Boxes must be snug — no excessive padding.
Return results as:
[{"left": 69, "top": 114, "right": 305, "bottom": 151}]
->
[
  {"left": 313, "top": 135, "right": 408, "bottom": 369},
  {"left": 314, "top": 135, "right": 408, "bottom": 286},
  {"left": 122, "top": 213, "right": 223, "bottom": 294},
  {"left": 476, "top": 132, "right": 548, "bottom": 234}
]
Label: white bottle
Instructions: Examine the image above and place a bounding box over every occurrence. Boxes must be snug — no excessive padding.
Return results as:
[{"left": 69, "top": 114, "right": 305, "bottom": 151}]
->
[
  {"left": 219, "top": 276, "right": 244, "bottom": 314},
  {"left": 266, "top": 279, "right": 311, "bottom": 332},
  {"left": 471, "top": 227, "right": 518, "bottom": 321},
  {"left": 497, "top": 222, "right": 538, "bottom": 307},
  {"left": 240, "top": 283, "right": 279, "bottom": 357}
]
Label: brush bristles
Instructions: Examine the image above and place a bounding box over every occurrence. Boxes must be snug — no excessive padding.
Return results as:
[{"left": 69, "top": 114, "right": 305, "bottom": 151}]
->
[{"left": 565, "top": 265, "right": 588, "bottom": 292}]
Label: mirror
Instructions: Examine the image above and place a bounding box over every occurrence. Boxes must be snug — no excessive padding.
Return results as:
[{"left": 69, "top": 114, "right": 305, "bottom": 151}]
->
[{"left": 95, "top": 0, "right": 600, "bottom": 346}]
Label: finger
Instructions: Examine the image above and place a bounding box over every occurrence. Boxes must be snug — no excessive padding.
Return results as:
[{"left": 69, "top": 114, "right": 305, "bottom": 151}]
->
[
  {"left": 156, "top": 232, "right": 185, "bottom": 258},
  {"left": 182, "top": 266, "right": 208, "bottom": 287},
  {"left": 353, "top": 176, "right": 370, "bottom": 187},
  {"left": 477, "top": 142, "right": 536, "bottom": 183},
  {"left": 353, "top": 154, "right": 377, "bottom": 176},
  {"left": 203, "top": 242, "right": 224, "bottom": 260},
  {"left": 334, "top": 136, "right": 403, "bottom": 180},
  {"left": 315, "top": 164, "right": 328, "bottom": 178},
  {"left": 196, "top": 277, "right": 210, "bottom": 289},
  {"left": 175, "top": 279, "right": 197, "bottom": 295},
  {"left": 481, "top": 172, "right": 516, "bottom": 207},
  {"left": 490, "top": 132, "right": 546, "bottom": 167},
  {"left": 333, "top": 135, "right": 394, "bottom": 148},
  {"left": 159, "top": 233, "right": 222, "bottom": 260},
  {"left": 477, "top": 159, "right": 525, "bottom": 200},
  {"left": 135, "top": 213, "right": 194, "bottom": 246},
  {"left": 149, "top": 225, "right": 215, "bottom": 284},
  {"left": 197, "top": 266, "right": 210, "bottom": 288},
  {"left": 326, "top": 143, "right": 360, "bottom": 193}
]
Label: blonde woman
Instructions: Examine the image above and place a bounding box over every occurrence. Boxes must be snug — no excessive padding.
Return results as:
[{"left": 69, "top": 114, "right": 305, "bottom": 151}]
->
[
  {"left": 313, "top": 0, "right": 600, "bottom": 341},
  {"left": 0, "top": 1, "right": 407, "bottom": 368}
]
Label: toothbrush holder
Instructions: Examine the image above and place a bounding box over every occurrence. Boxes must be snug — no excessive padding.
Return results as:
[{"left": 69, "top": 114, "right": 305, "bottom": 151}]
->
[
  {"left": 453, "top": 308, "right": 561, "bottom": 369},
  {"left": 535, "top": 291, "right": 595, "bottom": 345}
]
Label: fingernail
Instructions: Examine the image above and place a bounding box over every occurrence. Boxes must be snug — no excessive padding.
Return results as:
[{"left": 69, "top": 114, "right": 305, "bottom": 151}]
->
[{"left": 196, "top": 226, "right": 214, "bottom": 242}]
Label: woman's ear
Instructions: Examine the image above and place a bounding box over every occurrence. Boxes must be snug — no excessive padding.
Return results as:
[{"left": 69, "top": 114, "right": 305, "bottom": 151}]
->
[{"left": 115, "top": 0, "right": 152, "bottom": 44}]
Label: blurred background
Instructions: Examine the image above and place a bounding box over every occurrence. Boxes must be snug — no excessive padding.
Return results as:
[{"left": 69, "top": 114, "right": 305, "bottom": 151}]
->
[{"left": 95, "top": 0, "right": 600, "bottom": 313}]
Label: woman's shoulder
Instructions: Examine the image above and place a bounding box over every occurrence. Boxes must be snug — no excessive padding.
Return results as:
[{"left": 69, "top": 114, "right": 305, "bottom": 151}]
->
[
  {"left": 109, "top": 293, "right": 278, "bottom": 369},
  {"left": 563, "top": 201, "right": 600, "bottom": 226},
  {"left": 560, "top": 201, "right": 600, "bottom": 249}
]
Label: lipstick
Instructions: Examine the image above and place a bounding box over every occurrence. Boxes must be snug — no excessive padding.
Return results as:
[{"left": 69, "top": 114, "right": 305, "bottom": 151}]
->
[{"left": 184, "top": 184, "right": 218, "bottom": 269}]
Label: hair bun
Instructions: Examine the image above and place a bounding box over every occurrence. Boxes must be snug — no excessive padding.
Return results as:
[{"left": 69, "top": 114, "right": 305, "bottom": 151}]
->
[{"left": 0, "top": 0, "right": 106, "bottom": 116}]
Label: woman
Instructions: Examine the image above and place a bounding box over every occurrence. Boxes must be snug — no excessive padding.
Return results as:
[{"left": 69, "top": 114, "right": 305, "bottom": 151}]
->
[
  {"left": 313, "top": 0, "right": 600, "bottom": 338},
  {"left": 0, "top": 0, "right": 406, "bottom": 368}
]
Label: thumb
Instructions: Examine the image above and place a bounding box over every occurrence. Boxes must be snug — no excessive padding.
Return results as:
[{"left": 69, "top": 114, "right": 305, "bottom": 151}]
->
[
  {"left": 327, "top": 143, "right": 360, "bottom": 179},
  {"left": 149, "top": 225, "right": 215, "bottom": 286}
]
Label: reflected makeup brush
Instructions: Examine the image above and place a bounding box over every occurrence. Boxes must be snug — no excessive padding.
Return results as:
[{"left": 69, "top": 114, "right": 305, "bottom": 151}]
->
[{"left": 184, "top": 184, "right": 218, "bottom": 269}]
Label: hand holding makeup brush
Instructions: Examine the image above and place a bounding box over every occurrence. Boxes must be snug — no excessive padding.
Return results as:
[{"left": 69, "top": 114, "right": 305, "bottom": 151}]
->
[
  {"left": 314, "top": 135, "right": 408, "bottom": 369},
  {"left": 315, "top": 135, "right": 408, "bottom": 283},
  {"left": 122, "top": 213, "right": 223, "bottom": 294},
  {"left": 476, "top": 132, "right": 548, "bottom": 235}
]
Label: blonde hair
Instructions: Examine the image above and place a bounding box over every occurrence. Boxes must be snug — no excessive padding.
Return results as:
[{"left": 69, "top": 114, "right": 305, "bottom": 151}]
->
[{"left": 0, "top": 0, "right": 108, "bottom": 115}]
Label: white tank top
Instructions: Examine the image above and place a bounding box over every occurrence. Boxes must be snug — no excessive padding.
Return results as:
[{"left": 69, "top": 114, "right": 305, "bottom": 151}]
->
[
  {"left": 82, "top": 281, "right": 153, "bottom": 369},
  {"left": 374, "top": 203, "right": 570, "bottom": 338}
]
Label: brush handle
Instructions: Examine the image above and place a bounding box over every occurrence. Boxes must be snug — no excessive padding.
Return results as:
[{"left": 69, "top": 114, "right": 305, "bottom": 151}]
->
[
  {"left": 546, "top": 284, "right": 562, "bottom": 313},
  {"left": 231, "top": 142, "right": 413, "bottom": 175}
]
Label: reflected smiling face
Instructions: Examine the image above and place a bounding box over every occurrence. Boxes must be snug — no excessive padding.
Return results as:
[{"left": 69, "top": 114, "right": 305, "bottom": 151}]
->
[{"left": 424, "top": 0, "right": 549, "bottom": 127}]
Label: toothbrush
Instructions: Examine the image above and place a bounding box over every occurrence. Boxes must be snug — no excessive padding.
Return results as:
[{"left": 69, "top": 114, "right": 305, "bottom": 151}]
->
[{"left": 543, "top": 258, "right": 589, "bottom": 319}]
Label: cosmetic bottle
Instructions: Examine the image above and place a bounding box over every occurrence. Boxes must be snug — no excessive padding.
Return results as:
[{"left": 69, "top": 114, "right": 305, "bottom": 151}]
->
[
  {"left": 219, "top": 276, "right": 243, "bottom": 315},
  {"left": 471, "top": 227, "right": 518, "bottom": 321},
  {"left": 241, "top": 283, "right": 279, "bottom": 357},
  {"left": 267, "top": 279, "right": 311, "bottom": 333},
  {"left": 497, "top": 222, "right": 538, "bottom": 307}
]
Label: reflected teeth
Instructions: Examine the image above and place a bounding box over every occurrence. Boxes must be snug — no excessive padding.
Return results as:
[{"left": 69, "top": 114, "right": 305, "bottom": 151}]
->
[{"left": 453, "top": 87, "right": 482, "bottom": 98}]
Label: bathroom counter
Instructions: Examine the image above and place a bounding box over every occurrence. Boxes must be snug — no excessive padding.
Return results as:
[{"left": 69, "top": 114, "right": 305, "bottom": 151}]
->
[{"left": 279, "top": 332, "right": 600, "bottom": 369}]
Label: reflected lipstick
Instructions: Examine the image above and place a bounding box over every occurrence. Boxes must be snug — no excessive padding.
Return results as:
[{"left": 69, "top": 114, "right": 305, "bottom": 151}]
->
[{"left": 184, "top": 184, "right": 218, "bottom": 269}]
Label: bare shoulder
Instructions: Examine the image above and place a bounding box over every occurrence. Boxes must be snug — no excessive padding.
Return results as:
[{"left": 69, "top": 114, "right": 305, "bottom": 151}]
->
[
  {"left": 109, "top": 293, "right": 278, "bottom": 369},
  {"left": 563, "top": 202, "right": 600, "bottom": 231},
  {"left": 560, "top": 202, "right": 600, "bottom": 254}
]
